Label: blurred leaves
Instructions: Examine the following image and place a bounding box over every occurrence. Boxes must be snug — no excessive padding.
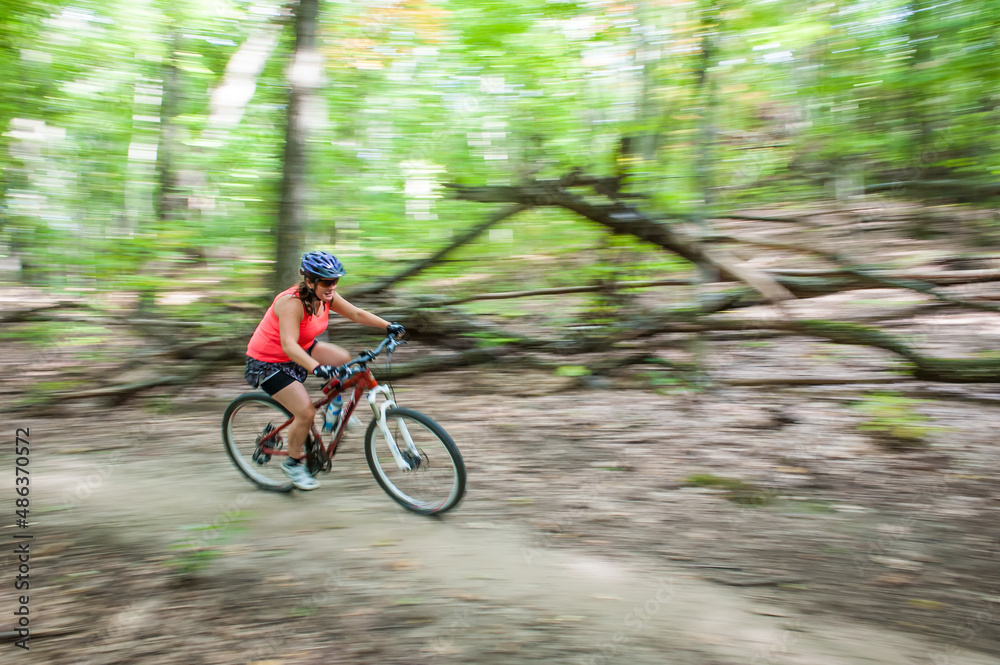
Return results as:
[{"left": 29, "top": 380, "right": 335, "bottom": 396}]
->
[
  {"left": 684, "top": 474, "right": 777, "bottom": 506},
  {"left": 851, "top": 392, "right": 943, "bottom": 445},
  {"left": 1, "top": 0, "right": 999, "bottom": 301},
  {"left": 166, "top": 510, "right": 253, "bottom": 576},
  {"left": 553, "top": 364, "right": 590, "bottom": 377}
]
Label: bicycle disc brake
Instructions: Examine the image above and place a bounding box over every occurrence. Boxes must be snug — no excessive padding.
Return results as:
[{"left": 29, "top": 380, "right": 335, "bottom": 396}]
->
[{"left": 401, "top": 448, "right": 427, "bottom": 472}]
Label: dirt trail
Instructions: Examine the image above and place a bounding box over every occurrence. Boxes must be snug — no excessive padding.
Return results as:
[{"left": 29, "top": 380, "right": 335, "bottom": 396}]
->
[
  {"left": 7, "top": 310, "right": 1000, "bottom": 662},
  {"left": 21, "top": 440, "right": 1000, "bottom": 665}
]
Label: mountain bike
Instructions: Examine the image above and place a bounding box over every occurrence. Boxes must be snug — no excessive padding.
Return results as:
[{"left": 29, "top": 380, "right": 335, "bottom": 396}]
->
[{"left": 221, "top": 334, "right": 466, "bottom": 515}]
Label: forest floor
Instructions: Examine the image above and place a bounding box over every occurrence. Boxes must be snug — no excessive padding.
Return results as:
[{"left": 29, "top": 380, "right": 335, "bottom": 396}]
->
[{"left": 4, "top": 202, "right": 1000, "bottom": 664}]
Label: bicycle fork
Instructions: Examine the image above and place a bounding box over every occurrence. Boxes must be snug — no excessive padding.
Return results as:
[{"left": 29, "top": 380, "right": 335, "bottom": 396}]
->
[{"left": 366, "top": 385, "right": 418, "bottom": 471}]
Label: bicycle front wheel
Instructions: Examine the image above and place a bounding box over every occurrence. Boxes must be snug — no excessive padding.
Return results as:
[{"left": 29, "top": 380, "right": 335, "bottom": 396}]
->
[
  {"left": 364, "top": 407, "right": 466, "bottom": 515},
  {"left": 222, "top": 392, "right": 295, "bottom": 493}
]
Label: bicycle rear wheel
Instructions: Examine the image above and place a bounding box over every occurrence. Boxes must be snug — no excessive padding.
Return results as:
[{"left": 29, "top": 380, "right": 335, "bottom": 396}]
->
[
  {"left": 364, "top": 407, "right": 466, "bottom": 515},
  {"left": 222, "top": 392, "right": 295, "bottom": 492}
]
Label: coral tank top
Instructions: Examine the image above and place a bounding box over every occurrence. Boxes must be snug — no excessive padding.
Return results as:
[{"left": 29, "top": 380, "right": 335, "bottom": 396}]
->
[{"left": 246, "top": 286, "right": 329, "bottom": 363}]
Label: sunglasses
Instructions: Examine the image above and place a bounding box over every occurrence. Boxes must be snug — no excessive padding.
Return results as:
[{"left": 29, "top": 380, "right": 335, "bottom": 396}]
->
[{"left": 315, "top": 278, "right": 339, "bottom": 288}]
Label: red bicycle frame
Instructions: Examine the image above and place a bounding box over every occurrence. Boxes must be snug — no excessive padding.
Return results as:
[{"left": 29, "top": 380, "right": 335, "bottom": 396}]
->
[{"left": 257, "top": 368, "right": 379, "bottom": 459}]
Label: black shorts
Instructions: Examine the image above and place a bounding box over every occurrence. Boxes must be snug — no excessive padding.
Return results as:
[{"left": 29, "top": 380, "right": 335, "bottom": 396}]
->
[{"left": 244, "top": 341, "right": 318, "bottom": 396}]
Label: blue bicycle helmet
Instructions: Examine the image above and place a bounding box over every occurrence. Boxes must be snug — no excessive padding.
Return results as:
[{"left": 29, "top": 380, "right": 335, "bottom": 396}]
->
[{"left": 300, "top": 250, "right": 345, "bottom": 279}]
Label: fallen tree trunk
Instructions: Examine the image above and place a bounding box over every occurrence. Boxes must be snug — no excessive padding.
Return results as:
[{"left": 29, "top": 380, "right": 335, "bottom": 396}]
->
[
  {"left": 720, "top": 376, "right": 913, "bottom": 386},
  {"left": 376, "top": 346, "right": 516, "bottom": 380},
  {"left": 413, "top": 277, "right": 694, "bottom": 308},
  {"left": 766, "top": 267, "right": 1000, "bottom": 284},
  {"left": 865, "top": 180, "right": 1000, "bottom": 201},
  {"left": 377, "top": 267, "right": 998, "bottom": 318},
  {"left": 397, "top": 314, "right": 1000, "bottom": 383},
  {"left": 714, "top": 213, "right": 812, "bottom": 225},
  {"left": 0, "top": 301, "right": 89, "bottom": 324},
  {"left": 788, "top": 319, "right": 1000, "bottom": 383},
  {"left": 621, "top": 315, "right": 1000, "bottom": 383},
  {"left": 60, "top": 374, "right": 195, "bottom": 402},
  {"left": 708, "top": 233, "right": 1000, "bottom": 313}
]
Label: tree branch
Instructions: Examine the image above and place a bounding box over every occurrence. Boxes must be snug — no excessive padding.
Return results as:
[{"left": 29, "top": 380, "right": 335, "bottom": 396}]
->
[
  {"left": 345, "top": 204, "right": 528, "bottom": 299},
  {"left": 710, "top": 233, "right": 1000, "bottom": 312},
  {"left": 446, "top": 181, "right": 794, "bottom": 303}
]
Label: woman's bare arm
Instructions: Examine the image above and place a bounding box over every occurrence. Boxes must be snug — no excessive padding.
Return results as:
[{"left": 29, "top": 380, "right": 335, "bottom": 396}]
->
[{"left": 275, "top": 296, "right": 321, "bottom": 372}]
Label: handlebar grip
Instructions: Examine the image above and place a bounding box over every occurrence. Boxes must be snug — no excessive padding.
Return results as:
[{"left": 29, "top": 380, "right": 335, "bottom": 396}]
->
[{"left": 343, "top": 335, "right": 399, "bottom": 369}]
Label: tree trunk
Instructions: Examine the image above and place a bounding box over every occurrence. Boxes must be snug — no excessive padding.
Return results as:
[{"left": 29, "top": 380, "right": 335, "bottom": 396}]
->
[
  {"left": 906, "top": 0, "right": 933, "bottom": 171},
  {"left": 275, "top": 0, "right": 321, "bottom": 291},
  {"left": 692, "top": 2, "right": 719, "bottom": 216},
  {"left": 155, "top": 29, "right": 183, "bottom": 225}
]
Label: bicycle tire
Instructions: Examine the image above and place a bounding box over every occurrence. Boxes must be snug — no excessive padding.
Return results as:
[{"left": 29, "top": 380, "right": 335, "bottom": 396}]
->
[
  {"left": 364, "top": 407, "right": 466, "bottom": 515},
  {"left": 222, "top": 392, "right": 295, "bottom": 493}
]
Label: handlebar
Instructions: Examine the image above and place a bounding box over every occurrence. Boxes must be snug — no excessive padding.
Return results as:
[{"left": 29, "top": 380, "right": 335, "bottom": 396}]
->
[
  {"left": 325, "top": 333, "right": 405, "bottom": 384},
  {"left": 346, "top": 333, "right": 403, "bottom": 368}
]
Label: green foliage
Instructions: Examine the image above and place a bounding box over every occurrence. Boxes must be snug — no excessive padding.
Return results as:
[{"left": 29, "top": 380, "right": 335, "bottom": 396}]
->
[
  {"left": 3, "top": 0, "right": 1000, "bottom": 308},
  {"left": 142, "top": 396, "right": 176, "bottom": 415},
  {"left": 851, "top": 392, "right": 941, "bottom": 444},
  {"left": 459, "top": 331, "right": 522, "bottom": 347},
  {"left": 0, "top": 321, "right": 112, "bottom": 348},
  {"left": 0, "top": 322, "right": 47, "bottom": 345},
  {"left": 639, "top": 369, "right": 690, "bottom": 395},
  {"left": 166, "top": 510, "right": 252, "bottom": 576},
  {"left": 786, "top": 500, "right": 837, "bottom": 514},
  {"left": 685, "top": 474, "right": 749, "bottom": 492},
  {"left": 12, "top": 376, "right": 87, "bottom": 408},
  {"left": 553, "top": 364, "right": 590, "bottom": 377},
  {"left": 684, "top": 474, "right": 775, "bottom": 506},
  {"left": 452, "top": 2, "right": 536, "bottom": 50}
]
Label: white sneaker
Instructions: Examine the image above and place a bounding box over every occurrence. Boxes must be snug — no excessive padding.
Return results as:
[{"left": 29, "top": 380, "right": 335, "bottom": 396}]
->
[
  {"left": 281, "top": 459, "right": 320, "bottom": 491},
  {"left": 346, "top": 415, "right": 362, "bottom": 430}
]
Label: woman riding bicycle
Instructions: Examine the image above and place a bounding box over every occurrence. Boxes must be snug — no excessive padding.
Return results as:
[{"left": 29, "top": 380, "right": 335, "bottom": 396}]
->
[{"left": 244, "top": 250, "right": 404, "bottom": 490}]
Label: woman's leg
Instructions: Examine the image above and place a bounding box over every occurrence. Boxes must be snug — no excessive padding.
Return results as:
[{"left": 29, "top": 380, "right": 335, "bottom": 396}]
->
[
  {"left": 269, "top": 380, "right": 315, "bottom": 460},
  {"left": 309, "top": 341, "right": 361, "bottom": 428},
  {"left": 310, "top": 341, "right": 351, "bottom": 367}
]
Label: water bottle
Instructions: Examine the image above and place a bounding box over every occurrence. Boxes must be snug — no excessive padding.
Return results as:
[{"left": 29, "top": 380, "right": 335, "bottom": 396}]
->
[{"left": 323, "top": 395, "right": 342, "bottom": 433}]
